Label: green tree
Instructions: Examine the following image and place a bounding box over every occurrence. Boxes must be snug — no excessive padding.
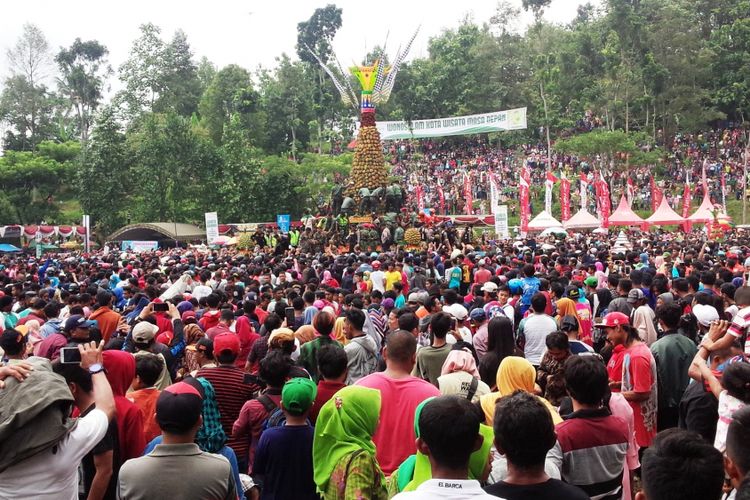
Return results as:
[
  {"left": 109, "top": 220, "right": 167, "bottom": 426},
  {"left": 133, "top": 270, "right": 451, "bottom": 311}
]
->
[
  {"left": 156, "top": 30, "right": 202, "bottom": 117},
  {"left": 198, "top": 64, "right": 258, "bottom": 145},
  {"left": 55, "top": 38, "right": 112, "bottom": 143},
  {"left": 117, "top": 23, "right": 166, "bottom": 118},
  {"left": 710, "top": 0, "right": 750, "bottom": 121}
]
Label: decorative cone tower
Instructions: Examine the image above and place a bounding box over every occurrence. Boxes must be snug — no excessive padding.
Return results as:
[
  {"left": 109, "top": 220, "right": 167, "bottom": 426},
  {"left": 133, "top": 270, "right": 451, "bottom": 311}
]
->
[{"left": 306, "top": 29, "right": 419, "bottom": 200}]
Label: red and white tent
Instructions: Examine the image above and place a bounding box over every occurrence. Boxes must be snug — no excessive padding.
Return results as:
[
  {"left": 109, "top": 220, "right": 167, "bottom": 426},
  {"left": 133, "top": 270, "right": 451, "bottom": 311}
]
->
[
  {"left": 688, "top": 193, "right": 730, "bottom": 223},
  {"left": 609, "top": 195, "right": 646, "bottom": 227},
  {"left": 563, "top": 208, "right": 601, "bottom": 230},
  {"left": 646, "top": 196, "right": 685, "bottom": 225}
]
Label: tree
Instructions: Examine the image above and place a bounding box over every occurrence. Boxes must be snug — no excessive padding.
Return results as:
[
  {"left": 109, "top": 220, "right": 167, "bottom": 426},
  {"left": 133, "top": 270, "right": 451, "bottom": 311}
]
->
[
  {"left": 156, "top": 30, "right": 202, "bottom": 117},
  {"left": 198, "top": 64, "right": 257, "bottom": 145},
  {"left": 0, "top": 75, "right": 58, "bottom": 151},
  {"left": 522, "top": 0, "right": 552, "bottom": 24},
  {"left": 55, "top": 39, "right": 112, "bottom": 143},
  {"left": 6, "top": 23, "right": 52, "bottom": 87},
  {"left": 297, "top": 4, "right": 343, "bottom": 153},
  {"left": 710, "top": 0, "right": 750, "bottom": 122},
  {"left": 78, "top": 106, "right": 130, "bottom": 234},
  {"left": 117, "top": 23, "right": 166, "bottom": 118}
]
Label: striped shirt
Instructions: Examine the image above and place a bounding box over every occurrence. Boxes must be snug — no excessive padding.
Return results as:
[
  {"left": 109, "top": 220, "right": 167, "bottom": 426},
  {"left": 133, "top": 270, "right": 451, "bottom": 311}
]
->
[
  {"left": 727, "top": 305, "right": 750, "bottom": 355},
  {"left": 196, "top": 365, "right": 255, "bottom": 464},
  {"left": 547, "top": 408, "right": 629, "bottom": 500}
]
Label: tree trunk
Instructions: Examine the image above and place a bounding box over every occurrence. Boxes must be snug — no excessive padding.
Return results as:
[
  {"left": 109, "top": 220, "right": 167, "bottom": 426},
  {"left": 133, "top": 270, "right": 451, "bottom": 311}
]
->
[{"left": 539, "top": 81, "right": 551, "bottom": 171}]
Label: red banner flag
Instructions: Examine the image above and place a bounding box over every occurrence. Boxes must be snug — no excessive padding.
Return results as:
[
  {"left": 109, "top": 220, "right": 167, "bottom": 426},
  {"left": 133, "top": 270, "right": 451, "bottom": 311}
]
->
[
  {"left": 560, "top": 174, "right": 571, "bottom": 222},
  {"left": 416, "top": 185, "right": 424, "bottom": 212},
  {"left": 437, "top": 185, "right": 445, "bottom": 215},
  {"left": 650, "top": 178, "right": 663, "bottom": 212},
  {"left": 626, "top": 177, "right": 635, "bottom": 204},
  {"left": 596, "top": 172, "right": 611, "bottom": 228},
  {"left": 682, "top": 176, "right": 692, "bottom": 232},
  {"left": 463, "top": 173, "right": 473, "bottom": 214},
  {"left": 520, "top": 166, "right": 530, "bottom": 233}
]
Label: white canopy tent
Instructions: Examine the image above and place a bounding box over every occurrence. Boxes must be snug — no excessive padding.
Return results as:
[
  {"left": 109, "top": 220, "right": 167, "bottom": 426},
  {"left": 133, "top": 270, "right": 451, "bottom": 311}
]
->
[
  {"left": 563, "top": 209, "right": 601, "bottom": 230},
  {"left": 527, "top": 211, "right": 563, "bottom": 231}
]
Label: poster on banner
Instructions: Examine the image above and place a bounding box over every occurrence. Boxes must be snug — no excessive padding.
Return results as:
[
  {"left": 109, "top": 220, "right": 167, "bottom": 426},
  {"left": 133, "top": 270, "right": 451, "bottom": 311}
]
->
[
  {"left": 121, "top": 241, "right": 159, "bottom": 252},
  {"left": 205, "top": 212, "right": 219, "bottom": 243},
  {"left": 276, "top": 214, "right": 291, "bottom": 233},
  {"left": 357, "top": 108, "right": 527, "bottom": 140},
  {"left": 495, "top": 205, "right": 510, "bottom": 239}
]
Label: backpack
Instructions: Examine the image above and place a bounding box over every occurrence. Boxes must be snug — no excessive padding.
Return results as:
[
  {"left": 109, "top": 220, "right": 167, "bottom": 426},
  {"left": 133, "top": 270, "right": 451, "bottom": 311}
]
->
[{"left": 257, "top": 394, "right": 286, "bottom": 432}]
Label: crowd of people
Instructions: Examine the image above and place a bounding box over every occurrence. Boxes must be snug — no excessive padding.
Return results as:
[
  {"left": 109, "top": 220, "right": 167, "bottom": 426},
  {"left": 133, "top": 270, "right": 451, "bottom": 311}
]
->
[
  {"left": 385, "top": 125, "right": 747, "bottom": 217},
  {"left": 1, "top": 220, "right": 750, "bottom": 500}
]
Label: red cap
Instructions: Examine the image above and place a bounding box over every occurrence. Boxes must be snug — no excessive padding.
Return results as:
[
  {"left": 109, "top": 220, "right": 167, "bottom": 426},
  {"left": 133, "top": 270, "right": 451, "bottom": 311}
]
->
[
  {"left": 372, "top": 260, "right": 381, "bottom": 269},
  {"left": 601, "top": 312, "right": 630, "bottom": 328},
  {"left": 213, "top": 333, "right": 240, "bottom": 355}
]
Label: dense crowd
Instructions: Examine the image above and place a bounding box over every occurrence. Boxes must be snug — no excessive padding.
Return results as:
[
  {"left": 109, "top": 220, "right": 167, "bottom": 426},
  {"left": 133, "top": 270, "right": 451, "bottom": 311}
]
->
[
  {"left": 387, "top": 126, "right": 747, "bottom": 216},
  {"left": 1, "top": 222, "right": 750, "bottom": 500}
]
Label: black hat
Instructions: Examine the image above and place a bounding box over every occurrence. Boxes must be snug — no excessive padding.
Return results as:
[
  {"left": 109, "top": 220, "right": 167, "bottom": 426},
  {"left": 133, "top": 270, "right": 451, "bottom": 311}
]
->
[{"left": 156, "top": 382, "right": 203, "bottom": 433}]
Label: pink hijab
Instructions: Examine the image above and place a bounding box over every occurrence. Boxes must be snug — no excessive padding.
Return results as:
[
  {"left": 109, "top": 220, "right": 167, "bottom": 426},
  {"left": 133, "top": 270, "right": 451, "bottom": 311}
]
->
[
  {"left": 440, "top": 349, "right": 480, "bottom": 378},
  {"left": 595, "top": 262, "right": 608, "bottom": 288}
]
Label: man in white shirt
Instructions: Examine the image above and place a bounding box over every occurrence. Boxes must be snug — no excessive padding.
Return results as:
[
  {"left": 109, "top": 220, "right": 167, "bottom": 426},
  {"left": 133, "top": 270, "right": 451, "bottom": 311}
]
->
[
  {"left": 370, "top": 261, "right": 386, "bottom": 293},
  {"left": 392, "top": 396, "right": 497, "bottom": 499},
  {"left": 0, "top": 342, "right": 115, "bottom": 500},
  {"left": 517, "top": 293, "right": 558, "bottom": 366}
]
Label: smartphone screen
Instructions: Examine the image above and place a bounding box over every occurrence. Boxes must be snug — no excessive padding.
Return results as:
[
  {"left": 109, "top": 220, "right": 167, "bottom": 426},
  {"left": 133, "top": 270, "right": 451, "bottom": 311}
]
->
[
  {"left": 60, "top": 346, "right": 82, "bottom": 364},
  {"left": 153, "top": 302, "right": 169, "bottom": 312},
  {"left": 285, "top": 307, "right": 295, "bottom": 327}
]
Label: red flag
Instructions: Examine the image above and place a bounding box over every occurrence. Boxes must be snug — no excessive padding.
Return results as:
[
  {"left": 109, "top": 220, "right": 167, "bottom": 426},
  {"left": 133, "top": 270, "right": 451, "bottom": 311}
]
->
[
  {"left": 560, "top": 174, "right": 571, "bottom": 222},
  {"left": 650, "top": 178, "right": 663, "bottom": 212},
  {"left": 416, "top": 185, "right": 424, "bottom": 212},
  {"left": 596, "top": 172, "right": 611, "bottom": 228},
  {"left": 437, "top": 185, "right": 445, "bottom": 215},
  {"left": 682, "top": 175, "right": 692, "bottom": 232},
  {"left": 520, "top": 166, "right": 531, "bottom": 233},
  {"left": 580, "top": 171, "right": 589, "bottom": 210},
  {"left": 701, "top": 158, "right": 709, "bottom": 195},
  {"left": 463, "top": 173, "right": 473, "bottom": 214},
  {"left": 626, "top": 177, "right": 635, "bottom": 203},
  {"left": 720, "top": 166, "right": 727, "bottom": 207},
  {"left": 546, "top": 171, "right": 558, "bottom": 183}
]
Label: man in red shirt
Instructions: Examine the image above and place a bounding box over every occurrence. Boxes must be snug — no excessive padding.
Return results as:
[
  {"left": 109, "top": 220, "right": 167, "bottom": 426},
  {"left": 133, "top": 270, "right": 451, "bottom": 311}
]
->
[
  {"left": 473, "top": 259, "right": 492, "bottom": 286},
  {"left": 205, "top": 309, "right": 234, "bottom": 340}
]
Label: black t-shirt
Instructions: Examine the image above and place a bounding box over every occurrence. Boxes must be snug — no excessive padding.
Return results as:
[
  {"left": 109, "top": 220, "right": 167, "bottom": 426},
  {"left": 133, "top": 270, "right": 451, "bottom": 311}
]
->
[
  {"left": 485, "top": 479, "right": 589, "bottom": 500},
  {"left": 80, "top": 405, "right": 120, "bottom": 500},
  {"left": 679, "top": 379, "right": 719, "bottom": 442}
]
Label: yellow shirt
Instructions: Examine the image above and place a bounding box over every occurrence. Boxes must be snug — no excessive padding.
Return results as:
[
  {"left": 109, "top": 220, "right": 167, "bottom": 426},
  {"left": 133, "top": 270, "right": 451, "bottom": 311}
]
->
[{"left": 384, "top": 270, "right": 401, "bottom": 291}]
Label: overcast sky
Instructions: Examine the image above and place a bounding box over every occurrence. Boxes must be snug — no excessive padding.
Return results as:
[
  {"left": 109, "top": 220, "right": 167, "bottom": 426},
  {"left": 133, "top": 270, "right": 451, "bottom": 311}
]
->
[{"left": 1, "top": 0, "right": 598, "bottom": 87}]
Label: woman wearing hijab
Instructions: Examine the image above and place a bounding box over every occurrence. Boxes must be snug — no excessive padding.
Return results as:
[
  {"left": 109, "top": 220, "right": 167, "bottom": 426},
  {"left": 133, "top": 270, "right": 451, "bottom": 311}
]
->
[
  {"left": 312, "top": 386, "right": 387, "bottom": 499},
  {"left": 179, "top": 311, "right": 206, "bottom": 377},
  {"left": 437, "top": 348, "right": 491, "bottom": 403},
  {"left": 595, "top": 261, "right": 608, "bottom": 289},
  {"left": 555, "top": 298, "right": 581, "bottom": 332},
  {"left": 479, "top": 356, "right": 562, "bottom": 426},
  {"left": 102, "top": 349, "right": 146, "bottom": 462},
  {"left": 387, "top": 397, "right": 494, "bottom": 497}
]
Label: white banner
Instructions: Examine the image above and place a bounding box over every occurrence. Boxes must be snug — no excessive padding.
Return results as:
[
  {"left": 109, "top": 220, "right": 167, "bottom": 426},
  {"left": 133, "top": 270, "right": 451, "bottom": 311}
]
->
[
  {"left": 205, "top": 212, "right": 219, "bottom": 244},
  {"left": 121, "top": 240, "right": 159, "bottom": 252},
  {"left": 82, "top": 215, "right": 90, "bottom": 253},
  {"left": 490, "top": 176, "right": 500, "bottom": 214},
  {"left": 495, "top": 205, "right": 509, "bottom": 239},
  {"left": 366, "top": 108, "right": 527, "bottom": 140}
]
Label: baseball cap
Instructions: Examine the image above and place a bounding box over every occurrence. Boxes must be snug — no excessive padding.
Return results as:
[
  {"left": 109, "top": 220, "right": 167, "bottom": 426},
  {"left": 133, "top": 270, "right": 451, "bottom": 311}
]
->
[
  {"left": 181, "top": 310, "right": 197, "bottom": 323},
  {"left": 560, "top": 315, "right": 579, "bottom": 332},
  {"left": 156, "top": 381, "right": 203, "bottom": 433},
  {"left": 64, "top": 314, "right": 93, "bottom": 334},
  {"left": 281, "top": 377, "right": 318, "bottom": 416},
  {"left": 132, "top": 321, "right": 159, "bottom": 343},
  {"left": 584, "top": 276, "right": 598, "bottom": 288},
  {"left": 692, "top": 304, "right": 720, "bottom": 327},
  {"left": 566, "top": 287, "right": 580, "bottom": 300},
  {"left": 469, "top": 308, "right": 487, "bottom": 322},
  {"left": 268, "top": 328, "right": 296, "bottom": 347},
  {"left": 627, "top": 289, "right": 645, "bottom": 304},
  {"left": 372, "top": 260, "right": 381, "bottom": 269},
  {"left": 213, "top": 333, "right": 240, "bottom": 356},
  {"left": 443, "top": 304, "right": 468, "bottom": 321},
  {"left": 186, "top": 337, "right": 213, "bottom": 356},
  {"left": 407, "top": 293, "right": 424, "bottom": 304},
  {"left": 601, "top": 312, "right": 630, "bottom": 328},
  {"left": 480, "top": 281, "right": 498, "bottom": 293}
]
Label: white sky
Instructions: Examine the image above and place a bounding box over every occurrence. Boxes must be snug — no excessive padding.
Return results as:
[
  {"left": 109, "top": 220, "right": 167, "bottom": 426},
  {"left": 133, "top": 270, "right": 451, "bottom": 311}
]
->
[{"left": 1, "top": 0, "right": 598, "bottom": 87}]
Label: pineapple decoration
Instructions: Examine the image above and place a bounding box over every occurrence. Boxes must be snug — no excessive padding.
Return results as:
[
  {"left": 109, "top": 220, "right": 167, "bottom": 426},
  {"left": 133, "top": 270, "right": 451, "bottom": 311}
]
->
[{"left": 306, "top": 29, "right": 419, "bottom": 202}]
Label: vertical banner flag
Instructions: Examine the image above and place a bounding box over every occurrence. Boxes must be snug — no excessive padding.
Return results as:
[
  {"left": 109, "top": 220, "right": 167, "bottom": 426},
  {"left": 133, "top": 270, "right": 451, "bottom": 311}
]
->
[
  {"left": 489, "top": 174, "right": 500, "bottom": 214},
  {"left": 650, "top": 178, "right": 663, "bottom": 212},
  {"left": 682, "top": 173, "right": 692, "bottom": 232},
  {"left": 545, "top": 171, "right": 557, "bottom": 214},
  {"left": 626, "top": 177, "right": 635, "bottom": 204},
  {"left": 560, "top": 173, "right": 571, "bottom": 222},
  {"left": 205, "top": 212, "right": 219, "bottom": 243},
  {"left": 701, "top": 158, "right": 709, "bottom": 196},
  {"left": 463, "top": 172, "right": 473, "bottom": 214},
  {"left": 598, "top": 172, "right": 611, "bottom": 228},
  {"left": 276, "top": 214, "right": 291, "bottom": 233},
  {"left": 82, "top": 214, "right": 90, "bottom": 254},
  {"left": 720, "top": 165, "right": 726, "bottom": 208},
  {"left": 495, "top": 205, "right": 509, "bottom": 239},
  {"left": 416, "top": 185, "right": 424, "bottom": 212},
  {"left": 580, "top": 172, "right": 588, "bottom": 210},
  {"left": 35, "top": 230, "right": 42, "bottom": 259},
  {"left": 519, "top": 166, "right": 530, "bottom": 233},
  {"left": 437, "top": 185, "right": 445, "bottom": 215}
]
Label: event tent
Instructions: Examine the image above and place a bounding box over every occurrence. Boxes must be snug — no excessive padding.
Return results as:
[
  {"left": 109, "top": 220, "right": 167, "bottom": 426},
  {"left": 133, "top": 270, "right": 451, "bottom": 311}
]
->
[
  {"left": 563, "top": 209, "right": 601, "bottom": 230},
  {"left": 0, "top": 243, "right": 21, "bottom": 253},
  {"left": 646, "top": 197, "right": 685, "bottom": 225},
  {"left": 688, "top": 193, "right": 730, "bottom": 223},
  {"left": 527, "top": 210, "right": 563, "bottom": 231},
  {"left": 609, "top": 195, "right": 646, "bottom": 226}
]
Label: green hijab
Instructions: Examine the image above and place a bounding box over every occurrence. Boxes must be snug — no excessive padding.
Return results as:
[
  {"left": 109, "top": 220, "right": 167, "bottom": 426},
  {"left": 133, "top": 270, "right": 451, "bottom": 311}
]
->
[
  {"left": 396, "top": 397, "right": 494, "bottom": 492},
  {"left": 195, "top": 377, "right": 227, "bottom": 454},
  {"left": 312, "top": 386, "right": 382, "bottom": 493}
]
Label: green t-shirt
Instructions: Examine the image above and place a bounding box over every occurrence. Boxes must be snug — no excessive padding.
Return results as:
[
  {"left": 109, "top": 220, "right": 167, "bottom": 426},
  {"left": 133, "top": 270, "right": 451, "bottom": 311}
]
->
[{"left": 413, "top": 344, "right": 452, "bottom": 386}]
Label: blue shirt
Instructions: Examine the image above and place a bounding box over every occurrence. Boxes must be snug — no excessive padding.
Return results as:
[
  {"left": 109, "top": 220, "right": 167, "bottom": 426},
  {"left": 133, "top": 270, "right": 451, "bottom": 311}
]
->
[{"left": 253, "top": 425, "right": 318, "bottom": 500}]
